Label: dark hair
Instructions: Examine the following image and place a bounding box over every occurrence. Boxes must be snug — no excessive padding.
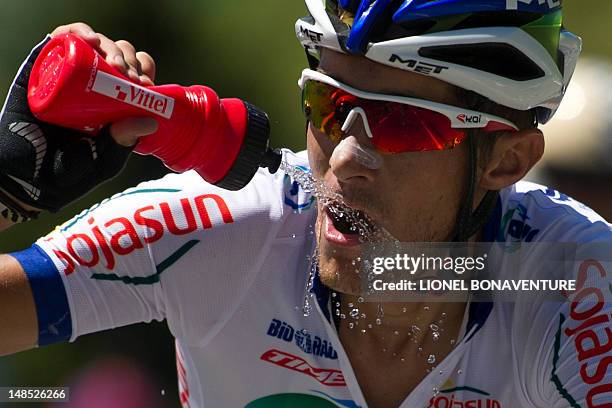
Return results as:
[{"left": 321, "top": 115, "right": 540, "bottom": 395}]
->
[{"left": 456, "top": 87, "right": 537, "bottom": 167}]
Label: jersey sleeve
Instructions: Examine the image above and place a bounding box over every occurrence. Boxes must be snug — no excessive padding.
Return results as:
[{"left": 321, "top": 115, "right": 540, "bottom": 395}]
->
[
  {"left": 11, "top": 169, "right": 285, "bottom": 347},
  {"left": 511, "top": 221, "right": 612, "bottom": 407}
]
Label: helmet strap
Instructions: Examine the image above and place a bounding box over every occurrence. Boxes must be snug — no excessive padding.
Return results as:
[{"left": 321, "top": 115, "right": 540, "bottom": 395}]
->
[
  {"left": 451, "top": 134, "right": 499, "bottom": 242},
  {"left": 304, "top": 47, "right": 320, "bottom": 70}
]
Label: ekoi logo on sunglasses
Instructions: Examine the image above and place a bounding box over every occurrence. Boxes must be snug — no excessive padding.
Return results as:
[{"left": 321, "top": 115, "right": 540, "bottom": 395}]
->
[{"left": 457, "top": 114, "right": 483, "bottom": 124}]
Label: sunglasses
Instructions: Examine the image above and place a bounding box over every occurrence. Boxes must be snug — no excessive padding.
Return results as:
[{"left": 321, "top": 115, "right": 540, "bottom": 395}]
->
[{"left": 298, "top": 69, "right": 519, "bottom": 153}]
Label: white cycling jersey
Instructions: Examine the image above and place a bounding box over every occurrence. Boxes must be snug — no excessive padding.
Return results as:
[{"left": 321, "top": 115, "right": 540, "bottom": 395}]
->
[{"left": 11, "top": 150, "right": 612, "bottom": 408}]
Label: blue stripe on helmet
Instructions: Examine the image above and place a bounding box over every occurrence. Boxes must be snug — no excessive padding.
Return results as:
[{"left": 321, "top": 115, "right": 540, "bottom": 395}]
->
[
  {"left": 393, "top": 0, "right": 562, "bottom": 23},
  {"left": 341, "top": 0, "right": 562, "bottom": 54},
  {"left": 345, "top": 0, "right": 393, "bottom": 53}
]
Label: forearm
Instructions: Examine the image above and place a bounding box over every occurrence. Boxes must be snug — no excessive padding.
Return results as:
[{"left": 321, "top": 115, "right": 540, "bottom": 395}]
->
[{"left": 0, "top": 254, "right": 38, "bottom": 356}]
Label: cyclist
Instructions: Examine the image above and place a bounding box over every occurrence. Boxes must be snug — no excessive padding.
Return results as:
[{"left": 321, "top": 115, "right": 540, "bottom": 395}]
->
[{"left": 0, "top": 1, "right": 610, "bottom": 407}]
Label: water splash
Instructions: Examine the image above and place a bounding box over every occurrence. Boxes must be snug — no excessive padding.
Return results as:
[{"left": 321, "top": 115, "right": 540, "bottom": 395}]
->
[
  {"left": 281, "top": 160, "right": 396, "bottom": 243},
  {"left": 302, "top": 246, "right": 319, "bottom": 317}
]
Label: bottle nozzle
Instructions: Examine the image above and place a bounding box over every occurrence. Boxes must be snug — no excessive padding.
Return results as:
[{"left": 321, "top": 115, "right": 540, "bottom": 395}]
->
[{"left": 262, "top": 148, "right": 282, "bottom": 174}]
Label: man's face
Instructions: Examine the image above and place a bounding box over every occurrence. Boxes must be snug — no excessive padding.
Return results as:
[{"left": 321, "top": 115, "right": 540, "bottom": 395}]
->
[{"left": 307, "top": 50, "right": 470, "bottom": 294}]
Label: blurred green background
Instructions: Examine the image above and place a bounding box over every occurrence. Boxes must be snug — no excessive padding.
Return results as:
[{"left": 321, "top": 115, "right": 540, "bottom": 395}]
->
[{"left": 0, "top": 1, "right": 610, "bottom": 407}]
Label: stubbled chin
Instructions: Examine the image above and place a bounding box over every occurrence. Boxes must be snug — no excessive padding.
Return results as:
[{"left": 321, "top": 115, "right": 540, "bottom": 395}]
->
[{"left": 316, "top": 213, "right": 365, "bottom": 295}]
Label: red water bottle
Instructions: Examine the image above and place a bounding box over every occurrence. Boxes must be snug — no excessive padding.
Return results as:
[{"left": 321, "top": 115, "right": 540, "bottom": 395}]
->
[{"left": 27, "top": 33, "right": 280, "bottom": 190}]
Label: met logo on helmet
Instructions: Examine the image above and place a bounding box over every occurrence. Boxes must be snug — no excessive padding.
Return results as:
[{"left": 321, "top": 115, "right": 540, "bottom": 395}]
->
[
  {"left": 388, "top": 55, "right": 448, "bottom": 75},
  {"left": 457, "top": 114, "right": 482, "bottom": 124},
  {"left": 299, "top": 26, "right": 323, "bottom": 43},
  {"left": 506, "top": 0, "right": 560, "bottom": 10}
]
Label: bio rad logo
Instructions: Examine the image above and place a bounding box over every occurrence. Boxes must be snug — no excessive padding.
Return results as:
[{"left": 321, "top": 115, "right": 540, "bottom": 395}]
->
[{"left": 91, "top": 70, "right": 175, "bottom": 119}]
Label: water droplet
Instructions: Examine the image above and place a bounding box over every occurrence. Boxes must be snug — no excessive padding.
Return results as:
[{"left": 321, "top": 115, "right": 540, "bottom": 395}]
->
[
  {"left": 301, "top": 248, "right": 318, "bottom": 317},
  {"left": 441, "top": 312, "right": 447, "bottom": 318},
  {"left": 382, "top": 348, "right": 387, "bottom": 352},
  {"left": 400, "top": 358, "right": 405, "bottom": 362},
  {"left": 161, "top": 389, "right": 166, "bottom": 396},
  {"left": 360, "top": 329, "right": 366, "bottom": 334},
  {"left": 335, "top": 309, "right": 340, "bottom": 316},
  {"left": 394, "top": 330, "right": 400, "bottom": 335},
  {"left": 457, "top": 369, "right": 463, "bottom": 375},
  {"left": 360, "top": 313, "right": 366, "bottom": 319},
  {"left": 301, "top": 329, "right": 308, "bottom": 335},
  {"left": 367, "top": 324, "right": 373, "bottom": 329},
  {"left": 450, "top": 339, "right": 456, "bottom": 345},
  {"left": 439, "top": 370, "right": 444, "bottom": 375},
  {"left": 427, "top": 354, "right": 436, "bottom": 364},
  {"left": 291, "top": 234, "right": 296, "bottom": 238},
  {"left": 335, "top": 302, "right": 341, "bottom": 308},
  {"left": 377, "top": 303, "right": 384, "bottom": 318},
  {"left": 432, "top": 332, "right": 440, "bottom": 342},
  {"left": 375, "top": 318, "right": 382, "bottom": 325},
  {"left": 432, "top": 387, "right": 439, "bottom": 396},
  {"left": 430, "top": 323, "right": 439, "bottom": 331},
  {"left": 424, "top": 306, "right": 430, "bottom": 311},
  {"left": 340, "top": 314, "right": 346, "bottom": 319},
  {"left": 350, "top": 309, "right": 359, "bottom": 318},
  {"left": 418, "top": 346, "right": 423, "bottom": 352},
  {"left": 348, "top": 322, "right": 354, "bottom": 329},
  {"left": 357, "top": 296, "right": 364, "bottom": 303},
  {"left": 331, "top": 292, "right": 337, "bottom": 298},
  {"left": 348, "top": 302, "right": 354, "bottom": 308},
  {"left": 411, "top": 325, "right": 421, "bottom": 335},
  {"left": 402, "top": 307, "right": 407, "bottom": 313}
]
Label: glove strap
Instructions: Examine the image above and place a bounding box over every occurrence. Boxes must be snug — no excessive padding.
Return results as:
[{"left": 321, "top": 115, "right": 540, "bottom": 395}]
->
[{"left": 0, "top": 188, "right": 40, "bottom": 224}]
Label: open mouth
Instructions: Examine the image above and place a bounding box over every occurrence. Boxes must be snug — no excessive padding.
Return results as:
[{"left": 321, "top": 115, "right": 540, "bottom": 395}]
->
[{"left": 324, "top": 202, "right": 377, "bottom": 247}]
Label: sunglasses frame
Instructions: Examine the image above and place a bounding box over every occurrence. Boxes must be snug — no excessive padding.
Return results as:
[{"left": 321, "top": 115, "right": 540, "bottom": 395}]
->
[{"left": 298, "top": 69, "right": 519, "bottom": 140}]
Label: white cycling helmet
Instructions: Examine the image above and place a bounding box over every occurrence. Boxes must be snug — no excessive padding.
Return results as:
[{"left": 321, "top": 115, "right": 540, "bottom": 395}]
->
[{"left": 295, "top": 0, "right": 582, "bottom": 124}]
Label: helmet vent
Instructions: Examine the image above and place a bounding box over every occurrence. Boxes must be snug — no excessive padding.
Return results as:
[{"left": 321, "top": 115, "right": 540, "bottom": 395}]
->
[{"left": 419, "top": 43, "right": 545, "bottom": 81}]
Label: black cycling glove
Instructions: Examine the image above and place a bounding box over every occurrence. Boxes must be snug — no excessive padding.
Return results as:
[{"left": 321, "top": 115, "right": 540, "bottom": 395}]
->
[{"left": 0, "top": 36, "right": 133, "bottom": 222}]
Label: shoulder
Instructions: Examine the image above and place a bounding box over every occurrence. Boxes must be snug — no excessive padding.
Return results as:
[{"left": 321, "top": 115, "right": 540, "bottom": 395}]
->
[
  {"left": 492, "top": 183, "right": 612, "bottom": 406},
  {"left": 489, "top": 180, "right": 612, "bottom": 243}
]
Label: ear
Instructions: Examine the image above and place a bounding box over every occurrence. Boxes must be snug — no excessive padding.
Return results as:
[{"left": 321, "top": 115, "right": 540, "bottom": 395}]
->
[{"left": 479, "top": 128, "right": 544, "bottom": 190}]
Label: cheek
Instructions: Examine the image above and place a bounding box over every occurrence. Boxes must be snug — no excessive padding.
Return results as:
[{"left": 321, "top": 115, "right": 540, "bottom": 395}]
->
[
  {"left": 382, "top": 147, "right": 469, "bottom": 238},
  {"left": 306, "top": 123, "right": 336, "bottom": 178}
]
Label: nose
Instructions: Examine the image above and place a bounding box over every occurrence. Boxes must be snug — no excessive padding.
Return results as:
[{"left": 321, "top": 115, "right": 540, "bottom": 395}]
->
[{"left": 329, "top": 108, "right": 382, "bottom": 183}]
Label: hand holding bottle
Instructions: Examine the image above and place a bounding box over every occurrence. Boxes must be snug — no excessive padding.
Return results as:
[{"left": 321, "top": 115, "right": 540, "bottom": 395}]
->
[{"left": 29, "top": 25, "right": 278, "bottom": 190}]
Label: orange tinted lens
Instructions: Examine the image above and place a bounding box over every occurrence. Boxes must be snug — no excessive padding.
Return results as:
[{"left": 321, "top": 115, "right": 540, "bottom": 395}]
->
[
  {"left": 365, "top": 102, "right": 467, "bottom": 153},
  {"left": 302, "top": 80, "right": 467, "bottom": 152},
  {"left": 302, "top": 80, "right": 344, "bottom": 142}
]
